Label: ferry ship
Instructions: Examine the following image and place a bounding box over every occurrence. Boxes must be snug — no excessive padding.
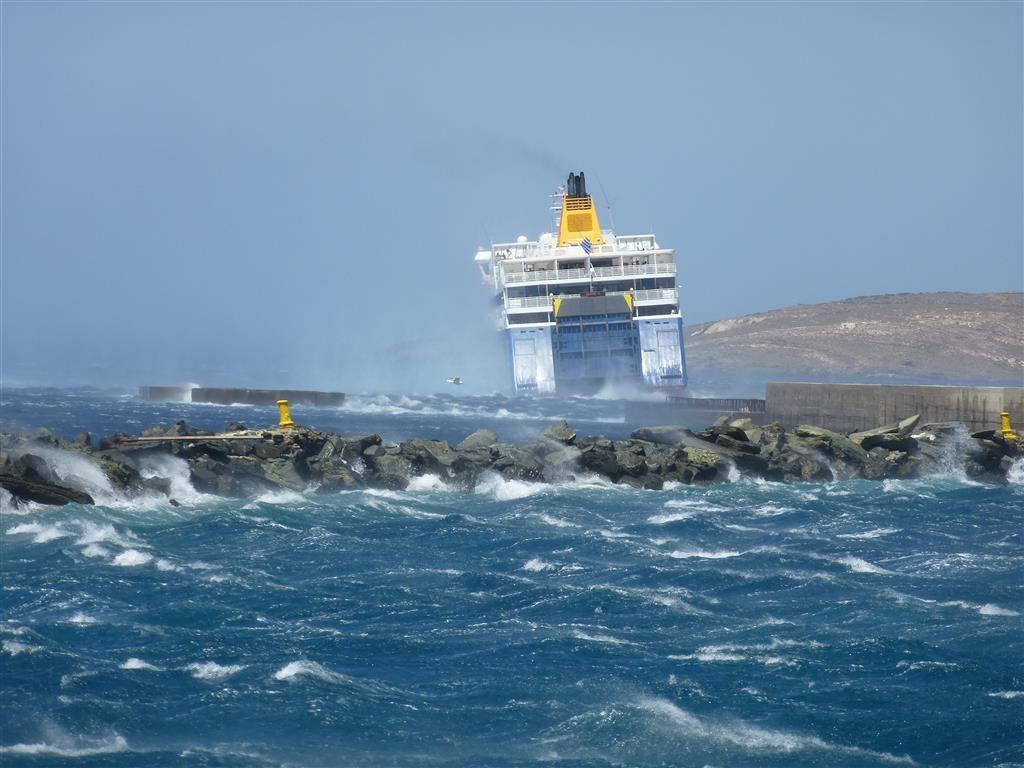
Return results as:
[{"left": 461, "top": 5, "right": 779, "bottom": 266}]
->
[{"left": 474, "top": 172, "right": 688, "bottom": 394}]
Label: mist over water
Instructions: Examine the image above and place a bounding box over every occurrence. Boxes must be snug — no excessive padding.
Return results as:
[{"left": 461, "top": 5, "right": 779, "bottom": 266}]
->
[{"left": 2, "top": 391, "right": 1023, "bottom": 767}]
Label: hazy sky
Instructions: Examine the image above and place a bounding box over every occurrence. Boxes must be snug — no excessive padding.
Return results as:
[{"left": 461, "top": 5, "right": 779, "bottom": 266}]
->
[{"left": 2, "top": 1, "right": 1021, "bottom": 393}]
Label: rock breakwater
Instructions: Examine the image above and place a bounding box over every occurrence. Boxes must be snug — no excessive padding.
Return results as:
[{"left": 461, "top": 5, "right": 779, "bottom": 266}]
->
[{"left": 2, "top": 415, "right": 1021, "bottom": 508}]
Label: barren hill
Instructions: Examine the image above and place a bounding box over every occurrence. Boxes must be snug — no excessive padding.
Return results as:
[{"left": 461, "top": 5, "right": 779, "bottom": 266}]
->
[{"left": 683, "top": 292, "right": 1023, "bottom": 396}]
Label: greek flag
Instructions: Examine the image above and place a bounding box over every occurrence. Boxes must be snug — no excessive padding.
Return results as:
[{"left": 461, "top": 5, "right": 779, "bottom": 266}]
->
[{"left": 581, "top": 237, "right": 592, "bottom": 255}]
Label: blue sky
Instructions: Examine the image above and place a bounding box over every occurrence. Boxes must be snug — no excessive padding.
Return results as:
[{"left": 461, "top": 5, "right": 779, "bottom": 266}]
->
[{"left": 2, "top": 1, "right": 1021, "bottom": 392}]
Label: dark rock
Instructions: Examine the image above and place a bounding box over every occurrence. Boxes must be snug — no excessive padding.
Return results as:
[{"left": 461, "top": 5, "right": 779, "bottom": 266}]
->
[
  {"left": 0, "top": 473, "right": 94, "bottom": 506},
  {"left": 860, "top": 433, "right": 918, "bottom": 453},
  {"left": 862, "top": 447, "right": 914, "bottom": 480},
  {"left": 612, "top": 441, "right": 647, "bottom": 478},
  {"left": 457, "top": 429, "right": 498, "bottom": 451},
  {"left": 169, "top": 498, "right": 182, "bottom": 507},
  {"left": 578, "top": 437, "right": 622, "bottom": 479},
  {"left": 542, "top": 420, "right": 576, "bottom": 445},
  {"left": 8, "top": 453, "right": 60, "bottom": 485},
  {"left": 489, "top": 443, "right": 545, "bottom": 481},
  {"left": 96, "top": 453, "right": 142, "bottom": 491},
  {"left": 226, "top": 422, "right": 248, "bottom": 432},
  {"left": 794, "top": 425, "right": 868, "bottom": 465},
  {"left": 715, "top": 434, "right": 760, "bottom": 454},
  {"left": 71, "top": 432, "right": 92, "bottom": 450},
  {"left": 366, "top": 453, "right": 414, "bottom": 489},
  {"left": 698, "top": 424, "right": 750, "bottom": 443},
  {"left": 630, "top": 426, "right": 693, "bottom": 445},
  {"left": 400, "top": 439, "right": 458, "bottom": 476}
]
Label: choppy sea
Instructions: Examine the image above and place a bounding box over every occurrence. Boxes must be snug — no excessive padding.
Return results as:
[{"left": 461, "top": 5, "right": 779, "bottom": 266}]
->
[{"left": 1, "top": 389, "right": 1022, "bottom": 767}]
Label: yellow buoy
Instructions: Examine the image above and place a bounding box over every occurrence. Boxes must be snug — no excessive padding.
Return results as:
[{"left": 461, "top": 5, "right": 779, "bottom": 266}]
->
[
  {"left": 999, "top": 412, "right": 1018, "bottom": 441},
  {"left": 276, "top": 400, "right": 296, "bottom": 429}
]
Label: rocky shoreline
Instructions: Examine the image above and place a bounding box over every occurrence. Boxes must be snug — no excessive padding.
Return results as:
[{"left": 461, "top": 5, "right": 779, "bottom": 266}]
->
[{"left": 1, "top": 415, "right": 1021, "bottom": 508}]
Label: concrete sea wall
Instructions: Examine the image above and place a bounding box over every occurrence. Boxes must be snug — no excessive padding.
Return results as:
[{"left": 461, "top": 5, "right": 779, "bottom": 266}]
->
[{"left": 765, "top": 382, "right": 1024, "bottom": 433}]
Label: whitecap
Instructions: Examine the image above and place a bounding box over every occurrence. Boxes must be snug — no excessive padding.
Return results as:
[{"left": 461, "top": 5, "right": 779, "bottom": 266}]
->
[
  {"left": 121, "top": 658, "right": 161, "bottom": 671},
  {"left": 535, "top": 513, "right": 579, "bottom": 528},
  {"left": 752, "top": 503, "right": 793, "bottom": 517},
  {"left": 522, "top": 557, "right": 553, "bottom": 572},
  {"left": 6, "top": 522, "right": 69, "bottom": 544},
  {"left": 254, "top": 489, "right": 307, "bottom": 505},
  {"left": 0, "top": 734, "right": 127, "bottom": 757},
  {"left": 978, "top": 603, "right": 1020, "bottom": 617},
  {"left": 572, "top": 630, "right": 637, "bottom": 646},
  {"left": 405, "top": 474, "right": 449, "bottom": 492},
  {"left": 273, "top": 659, "right": 346, "bottom": 684},
  {"left": 185, "top": 661, "right": 246, "bottom": 680},
  {"left": 988, "top": 690, "right": 1024, "bottom": 699},
  {"left": 837, "top": 528, "right": 900, "bottom": 540},
  {"left": 2, "top": 640, "right": 42, "bottom": 655},
  {"left": 667, "top": 549, "right": 742, "bottom": 560},
  {"left": 68, "top": 612, "right": 98, "bottom": 625},
  {"left": 1008, "top": 457, "right": 1024, "bottom": 485},
  {"left": 475, "top": 471, "right": 546, "bottom": 501},
  {"left": 635, "top": 697, "right": 915, "bottom": 764},
  {"left": 112, "top": 549, "right": 152, "bottom": 567},
  {"left": 81, "top": 543, "right": 110, "bottom": 558},
  {"left": 75, "top": 522, "right": 139, "bottom": 550},
  {"left": 834, "top": 555, "right": 893, "bottom": 575},
  {"left": 648, "top": 511, "right": 698, "bottom": 524}
]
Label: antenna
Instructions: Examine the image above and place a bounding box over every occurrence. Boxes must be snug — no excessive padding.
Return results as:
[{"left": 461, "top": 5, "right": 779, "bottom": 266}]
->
[{"left": 597, "top": 177, "right": 616, "bottom": 232}]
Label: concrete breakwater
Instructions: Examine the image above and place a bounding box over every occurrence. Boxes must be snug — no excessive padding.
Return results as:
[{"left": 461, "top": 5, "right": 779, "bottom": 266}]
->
[
  {"left": 139, "top": 386, "right": 346, "bottom": 407},
  {"left": 626, "top": 383, "right": 1024, "bottom": 433},
  {"left": 2, "top": 413, "right": 1021, "bottom": 508}
]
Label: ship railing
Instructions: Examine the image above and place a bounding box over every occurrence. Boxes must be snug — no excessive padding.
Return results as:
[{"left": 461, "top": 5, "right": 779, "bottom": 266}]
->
[
  {"left": 502, "top": 263, "right": 675, "bottom": 284},
  {"left": 505, "top": 295, "right": 554, "bottom": 312},
  {"left": 632, "top": 288, "right": 678, "bottom": 304}
]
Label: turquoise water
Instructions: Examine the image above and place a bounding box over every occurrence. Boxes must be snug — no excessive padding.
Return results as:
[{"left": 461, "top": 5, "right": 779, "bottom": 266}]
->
[{"left": 1, "top": 391, "right": 1022, "bottom": 766}]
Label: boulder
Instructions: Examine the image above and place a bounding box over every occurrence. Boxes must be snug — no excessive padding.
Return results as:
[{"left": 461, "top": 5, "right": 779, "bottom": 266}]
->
[
  {"left": 862, "top": 447, "right": 914, "bottom": 480},
  {"left": 400, "top": 439, "right": 458, "bottom": 476},
  {"left": 96, "top": 453, "right": 143, "bottom": 491},
  {"left": 447, "top": 447, "right": 495, "bottom": 488},
  {"left": 578, "top": 437, "right": 622, "bottom": 479},
  {"left": 714, "top": 434, "right": 760, "bottom": 454},
  {"left": 612, "top": 441, "right": 647, "bottom": 478},
  {"left": 794, "top": 425, "right": 868, "bottom": 465},
  {"left": 260, "top": 452, "right": 309, "bottom": 490},
  {"left": 860, "top": 433, "right": 918, "bottom": 453},
  {"left": 897, "top": 414, "right": 921, "bottom": 434},
  {"left": 457, "top": 429, "right": 498, "bottom": 451},
  {"left": 71, "top": 432, "right": 92, "bottom": 450},
  {"left": 542, "top": 420, "right": 576, "bottom": 445},
  {"left": 728, "top": 418, "right": 756, "bottom": 432},
  {"left": 489, "top": 443, "right": 545, "bottom": 481},
  {"left": 364, "top": 452, "right": 414, "bottom": 489},
  {"left": 8, "top": 453, "right": 59, "bottom": 485},
  {"left": 630, "top": 426, "right": 692, "bottom": 446},
  {"left": 0, "top": 474, "right": 94, "bottom": 506},
  {"left": 697, "top": 424, "right": 750, "bottom": 443}
]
